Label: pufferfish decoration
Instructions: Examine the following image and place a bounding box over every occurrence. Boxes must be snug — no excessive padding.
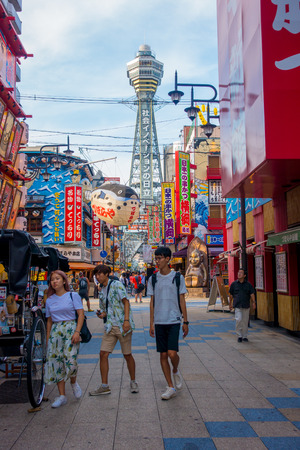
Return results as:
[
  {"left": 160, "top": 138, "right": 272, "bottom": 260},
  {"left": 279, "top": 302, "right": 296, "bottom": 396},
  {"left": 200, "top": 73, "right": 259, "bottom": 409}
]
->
[{"left": 91, "top": 183, "right": 140, "bottom": 226}]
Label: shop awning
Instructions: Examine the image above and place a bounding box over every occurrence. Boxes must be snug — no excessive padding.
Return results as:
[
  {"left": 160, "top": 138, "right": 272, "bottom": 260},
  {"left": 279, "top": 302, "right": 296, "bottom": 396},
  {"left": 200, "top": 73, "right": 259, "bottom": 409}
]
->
[
  {"left": 173, "top": 247, "right": 188, "bottom": 258},
  {"left": 267, "top": 227, "right": 300, "bottom": 246},
  {"left": 69, "top": 262, "right": 96, "bottom": 270},
  {"left": 208, "top": 246, "right": 224, "bottom": 257}
]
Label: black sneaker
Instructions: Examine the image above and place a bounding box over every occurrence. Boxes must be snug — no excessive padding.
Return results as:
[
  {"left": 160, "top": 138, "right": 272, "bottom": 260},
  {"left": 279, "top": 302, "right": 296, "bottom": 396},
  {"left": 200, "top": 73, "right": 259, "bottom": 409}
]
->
[
  {"left": 237, "top": 337, "right": 243, "bottom": 342},
  {"left": 242, "top": 338, "right": 249, "bottom": 342}
]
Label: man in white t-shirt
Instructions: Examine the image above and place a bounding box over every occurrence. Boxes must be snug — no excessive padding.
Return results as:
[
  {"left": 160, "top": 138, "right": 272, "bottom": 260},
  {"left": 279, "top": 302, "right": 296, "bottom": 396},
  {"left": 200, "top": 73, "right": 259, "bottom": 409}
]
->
[{"left": 148, "top": 246, "right": 189, "bottom": 401}]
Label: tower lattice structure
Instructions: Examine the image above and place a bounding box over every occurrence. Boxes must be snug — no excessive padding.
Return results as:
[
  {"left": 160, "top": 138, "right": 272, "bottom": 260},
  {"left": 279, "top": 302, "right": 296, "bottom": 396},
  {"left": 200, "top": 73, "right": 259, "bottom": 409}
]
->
[{"left": 127, "top": 45, "right": 163, "bottom": 203}]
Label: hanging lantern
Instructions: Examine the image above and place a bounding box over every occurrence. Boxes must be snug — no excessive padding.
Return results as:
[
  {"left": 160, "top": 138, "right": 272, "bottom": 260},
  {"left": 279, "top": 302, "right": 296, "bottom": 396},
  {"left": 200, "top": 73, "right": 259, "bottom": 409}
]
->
[
  {"left": 15, "top": 216, "right": 27, "bottom": 231},
  {"left": 91, "top": 183, "right": 140, "bottom": 226},
  {"left": 15, "top": 153, "right": 28, "bottom": 175},
  {"left": 20, "top": 121, "right": 29, "bottom": 145},
  {"left": 19, "top": 185, "right": 27, "bottom": 208}
]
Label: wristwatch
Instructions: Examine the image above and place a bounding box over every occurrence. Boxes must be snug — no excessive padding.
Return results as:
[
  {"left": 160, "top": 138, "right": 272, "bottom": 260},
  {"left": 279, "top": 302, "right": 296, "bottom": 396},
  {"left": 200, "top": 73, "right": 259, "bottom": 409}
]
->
[{"left": 183, "top": 321, "right": 189, "bottom": 325}]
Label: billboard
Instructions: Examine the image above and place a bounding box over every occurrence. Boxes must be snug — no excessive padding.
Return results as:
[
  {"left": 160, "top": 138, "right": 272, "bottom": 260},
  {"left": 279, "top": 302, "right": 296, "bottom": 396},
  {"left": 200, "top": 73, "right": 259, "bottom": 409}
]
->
[
  {"left": 175, "top": 151, "right": 191, "bottom": 235},
  {"left": 65, "top": 186, "right": 75, "bottom": 242},
  {"left": 148, "top": 205, "right": 161, "bottom": 244},
  {"left": 140, "top": 102, "right": 153, "bottom": 200},
  {"left": 64, "top": 185, "right": 82, "bottom": 243},
  {"left": 92, "top": 212, "right": 101, "bottom": 247},
  {"left": 0, "top": 30, "right": 16, "bottom": 93},
  {"left": 161, "top": 182, "right": 175, "bottom": 244},
  {"left": 217, "top": 0, "right": 300, "bottom": 198},
  {"left": 75, "top": 186, "right": 82, "bottom": 241}
]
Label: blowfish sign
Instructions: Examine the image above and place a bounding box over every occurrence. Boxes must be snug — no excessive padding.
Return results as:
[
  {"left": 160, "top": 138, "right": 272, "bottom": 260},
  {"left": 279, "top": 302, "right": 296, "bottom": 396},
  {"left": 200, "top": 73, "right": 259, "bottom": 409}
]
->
[
  {"left": 162, "top": 182, "right": 175, "bottom": 244},
  {"left": 91, "top": 183, "right": 140, "bottom": 226},
  {"left": 175, "top": 151, "right": 191, "bottom": 235},
  {"left": 65, "top": 185, "right": 82, "bottom": 242}
]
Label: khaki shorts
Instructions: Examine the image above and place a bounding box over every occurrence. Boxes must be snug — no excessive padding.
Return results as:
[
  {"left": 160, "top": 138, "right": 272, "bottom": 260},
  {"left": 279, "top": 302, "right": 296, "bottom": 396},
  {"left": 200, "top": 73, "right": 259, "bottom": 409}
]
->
[{"left": 101, "top": 326, "right": 132, "bottom": 355}]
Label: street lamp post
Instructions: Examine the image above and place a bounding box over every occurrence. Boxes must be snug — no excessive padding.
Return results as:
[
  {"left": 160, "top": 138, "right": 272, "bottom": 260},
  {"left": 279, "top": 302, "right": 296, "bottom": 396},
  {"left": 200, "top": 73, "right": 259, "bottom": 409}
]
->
[
  {"left": 168, "top": 71, "right": 219, "bottom": 137},
  {"left": 28, "top": 143, "right": 71, "bottom": 181},
  {"left": 170, "top": 71, "right": 248, "bottom": 274}
]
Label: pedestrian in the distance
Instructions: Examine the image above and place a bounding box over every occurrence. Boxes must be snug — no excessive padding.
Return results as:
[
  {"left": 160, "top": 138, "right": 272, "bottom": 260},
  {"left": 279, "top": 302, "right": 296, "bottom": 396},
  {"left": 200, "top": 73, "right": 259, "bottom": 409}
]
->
[
  {"left": 148, "top": 247, "right": 189, "bottom": 401},
  {"left": 140, "top": 271, "right": 146, "bottom": 297},
  {"left": 77, "top": 271, "right": 93, "bottom": 312},
  {"left": 120, "top": 272, "right": 129, "bottom": 290},
  {"left": 45, "top": 270, "right": 84, "bottom": 408},
  {"left": 229, "top": 268, "right": 256, "bottom": 342},
  {"left": 89, "top": 264, "right": 139, "bottom": 396}
]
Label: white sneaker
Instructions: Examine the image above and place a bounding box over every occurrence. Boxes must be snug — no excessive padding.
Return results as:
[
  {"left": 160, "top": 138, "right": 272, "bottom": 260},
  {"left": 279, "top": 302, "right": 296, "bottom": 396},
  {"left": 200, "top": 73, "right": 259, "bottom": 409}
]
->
[
  {"left": 71, "top": 381, "right": 82, "bottom": 399},
  {"left": 51, "top": 395, "right": 67, "bottom": 408},
  {"left": 173, "top": 371, "right": 183, "bottom": 390},
  {"left": 130, "top": 380, "right": 139, "bottom": 393},
  {"left": 161, "top": 387, "right": 176, "bottom": 400}
]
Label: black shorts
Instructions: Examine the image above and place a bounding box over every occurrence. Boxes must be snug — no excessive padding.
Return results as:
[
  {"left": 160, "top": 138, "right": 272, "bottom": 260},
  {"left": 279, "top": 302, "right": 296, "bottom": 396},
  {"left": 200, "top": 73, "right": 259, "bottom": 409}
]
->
[
  {"left": 79, "top": 291, "right": 89, "bottom": 302},
  {"left": 155, "top": 323, "right": 181, "bottom": 353}
]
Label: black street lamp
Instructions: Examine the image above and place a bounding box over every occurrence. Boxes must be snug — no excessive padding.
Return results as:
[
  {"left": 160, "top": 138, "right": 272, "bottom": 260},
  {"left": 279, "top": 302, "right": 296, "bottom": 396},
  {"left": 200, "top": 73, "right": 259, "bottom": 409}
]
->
[
  {"left": 168, "top": 71, "right": 219, "bottom": 137},
  {"left": 28, "top": 142, "right": 71, "bottom": 181}
]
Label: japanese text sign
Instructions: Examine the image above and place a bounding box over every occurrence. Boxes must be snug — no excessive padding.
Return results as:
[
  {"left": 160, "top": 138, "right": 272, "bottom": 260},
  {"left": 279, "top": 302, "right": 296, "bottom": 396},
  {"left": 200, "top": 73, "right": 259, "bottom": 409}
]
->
[
  {"left": 162, "top": 183, "right": 175, "bottom": 244},
  {"left": 75, "top": 186, "right": 82, "bottom": 242},
  {"left": 64, "top": 186, "right": 75, "bottom": 242},
  {"left": 175, "top": 151, "right": 191, "bottom": 235},
  {"left": 148, "top": 205, "right": 161, "bottom": 244},
  {"left": 140, "top": 103, "right": 153, "bottom": 200},
  {"left": 92, "top": 212, "right": 101, "bottom": 247}
]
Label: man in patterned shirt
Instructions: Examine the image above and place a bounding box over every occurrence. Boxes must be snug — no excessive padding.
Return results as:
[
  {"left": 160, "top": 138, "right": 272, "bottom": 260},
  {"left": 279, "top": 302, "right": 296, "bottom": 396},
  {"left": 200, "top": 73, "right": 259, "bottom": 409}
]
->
[{"left": 89, "top": 264, "right": 139, "bottom": 395}]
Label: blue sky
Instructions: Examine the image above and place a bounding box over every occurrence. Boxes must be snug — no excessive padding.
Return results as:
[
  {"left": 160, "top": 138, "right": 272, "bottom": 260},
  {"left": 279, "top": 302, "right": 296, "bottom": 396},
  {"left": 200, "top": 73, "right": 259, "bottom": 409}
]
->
[{"left": 19, "top": 0, "right": 219, "bottom": 184}]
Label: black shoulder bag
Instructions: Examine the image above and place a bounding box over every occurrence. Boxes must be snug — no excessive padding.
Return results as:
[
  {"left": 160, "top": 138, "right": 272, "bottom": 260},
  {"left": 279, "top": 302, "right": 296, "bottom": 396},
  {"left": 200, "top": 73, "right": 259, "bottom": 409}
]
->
[
  {"left": 70, "top": 292, "right": 92, "bottom": 343},
  {"left": 103, "top": 280, "right": 114, "bottom": 324}
]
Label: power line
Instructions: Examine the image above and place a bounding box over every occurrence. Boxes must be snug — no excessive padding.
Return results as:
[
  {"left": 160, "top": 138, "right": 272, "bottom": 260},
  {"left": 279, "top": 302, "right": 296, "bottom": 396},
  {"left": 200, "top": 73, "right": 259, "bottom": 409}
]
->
[
  {"left": 20, "top": 94, "right": 174, "bottom": 106},
  {"left": 28, "top": 116, "right": 187, "bottom": 139}
]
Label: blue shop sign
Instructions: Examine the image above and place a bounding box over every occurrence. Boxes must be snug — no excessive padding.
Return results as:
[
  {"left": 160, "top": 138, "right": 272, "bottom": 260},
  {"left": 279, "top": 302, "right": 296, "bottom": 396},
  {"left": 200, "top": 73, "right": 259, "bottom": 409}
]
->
[{"left": 206, "top": 235, "right": 224, "bottom": 246}]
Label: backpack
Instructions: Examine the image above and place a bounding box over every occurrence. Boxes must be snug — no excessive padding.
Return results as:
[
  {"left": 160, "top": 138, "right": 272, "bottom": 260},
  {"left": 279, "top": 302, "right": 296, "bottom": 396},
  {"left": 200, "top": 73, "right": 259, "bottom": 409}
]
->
[
  {"left": 79, "top": 278, "right": 88, "bottom": 291},
  {"left": 151, "top": 271, "right": 182, "bottom": 314}
]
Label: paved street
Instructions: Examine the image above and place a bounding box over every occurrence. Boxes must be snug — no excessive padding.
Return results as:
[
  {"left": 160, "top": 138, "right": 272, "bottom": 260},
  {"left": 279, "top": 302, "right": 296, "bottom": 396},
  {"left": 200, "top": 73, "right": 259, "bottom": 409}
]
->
[{"left": 1, "top": 297, "right": 300, "bottom": 449}]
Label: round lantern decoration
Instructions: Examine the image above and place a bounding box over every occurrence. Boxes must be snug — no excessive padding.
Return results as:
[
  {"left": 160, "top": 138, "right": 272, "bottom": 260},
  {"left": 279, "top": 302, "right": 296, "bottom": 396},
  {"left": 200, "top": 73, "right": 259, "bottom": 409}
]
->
[{"left": 91, "top": 183, "right": 140, "bottom": 226}]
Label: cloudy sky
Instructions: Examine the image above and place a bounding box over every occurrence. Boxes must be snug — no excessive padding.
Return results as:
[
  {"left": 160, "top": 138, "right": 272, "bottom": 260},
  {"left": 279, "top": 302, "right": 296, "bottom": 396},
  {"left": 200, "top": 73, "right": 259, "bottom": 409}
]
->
[{"left": 19, "top": 0, "right": 219, "bottom": 183}]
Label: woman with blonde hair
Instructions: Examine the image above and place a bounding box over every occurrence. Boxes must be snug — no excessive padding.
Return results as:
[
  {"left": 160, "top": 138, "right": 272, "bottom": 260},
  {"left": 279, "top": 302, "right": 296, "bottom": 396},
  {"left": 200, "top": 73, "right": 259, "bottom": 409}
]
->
[{"left": 45, "top": 270, "right": 84, "bottom": 408}]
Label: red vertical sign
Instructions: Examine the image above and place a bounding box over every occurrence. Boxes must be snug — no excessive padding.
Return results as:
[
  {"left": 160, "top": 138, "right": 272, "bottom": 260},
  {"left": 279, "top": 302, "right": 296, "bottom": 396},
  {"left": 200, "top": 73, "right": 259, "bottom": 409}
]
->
[
  {"left": 92, "top": 212, "right": 101, "bottom": 247},
  {"left": 75, "top": 186, "right": 82, "bottom": 242},
  {"left": 65, "top": 186, "right": 75, "bottom": 242}
]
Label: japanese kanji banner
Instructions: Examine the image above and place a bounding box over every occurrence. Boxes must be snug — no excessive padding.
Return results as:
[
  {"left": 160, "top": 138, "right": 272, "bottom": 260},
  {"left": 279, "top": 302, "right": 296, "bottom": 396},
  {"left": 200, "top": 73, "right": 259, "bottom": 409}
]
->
[
  {"left": 147, "top": 205, "right": 161, "bottom": 244},
  {"left": 92, "top": 212, "right": 101, "bottom": 247},
  {"left": 161, "top": 182, "right": 175, "bottom": 244},
  {"left": 64, "top": 186, "right": 75, "bottom": 242},
  {"left": 175, "top": 151, "right": 191, "bottom": 235},
  {"left": 75, "top": 186, "right": 82, "bottom": 242}
]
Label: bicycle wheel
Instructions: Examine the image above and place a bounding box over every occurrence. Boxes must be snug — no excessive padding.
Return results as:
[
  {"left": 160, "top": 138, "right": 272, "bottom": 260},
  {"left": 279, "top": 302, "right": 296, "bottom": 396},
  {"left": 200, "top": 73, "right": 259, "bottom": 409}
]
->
[{"left": 27, "top": 316, "right": 46, "bottom": 408}]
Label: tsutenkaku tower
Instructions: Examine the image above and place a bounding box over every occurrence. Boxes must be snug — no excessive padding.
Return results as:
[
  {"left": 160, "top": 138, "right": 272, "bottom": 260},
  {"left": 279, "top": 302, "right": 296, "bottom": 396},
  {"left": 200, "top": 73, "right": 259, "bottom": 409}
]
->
[{"left": 127, "top": 45, "right": 163, "bottom": 203}]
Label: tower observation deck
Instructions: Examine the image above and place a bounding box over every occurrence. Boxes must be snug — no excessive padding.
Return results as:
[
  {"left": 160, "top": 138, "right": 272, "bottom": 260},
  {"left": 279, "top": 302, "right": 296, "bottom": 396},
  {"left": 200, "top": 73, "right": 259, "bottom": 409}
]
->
[{"left": 127, "top": 45, "right": 163, "bottom": 203}]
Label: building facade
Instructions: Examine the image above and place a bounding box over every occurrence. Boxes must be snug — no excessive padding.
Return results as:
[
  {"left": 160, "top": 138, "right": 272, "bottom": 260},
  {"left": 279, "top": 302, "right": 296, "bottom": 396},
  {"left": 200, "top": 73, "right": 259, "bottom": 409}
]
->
[
  {"left": 217, "top": 0, "right": 300, "bottom": 331},
  {"left": 0, "top": 0, "right": 31, "bottom": 230}
]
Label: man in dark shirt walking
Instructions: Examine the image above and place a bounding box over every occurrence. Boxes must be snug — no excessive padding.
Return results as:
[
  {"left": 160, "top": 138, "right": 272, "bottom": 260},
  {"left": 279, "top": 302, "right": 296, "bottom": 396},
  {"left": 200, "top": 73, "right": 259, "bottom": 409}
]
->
[{"left": 229, "top": 269, "right": 256, "bottom": 342}]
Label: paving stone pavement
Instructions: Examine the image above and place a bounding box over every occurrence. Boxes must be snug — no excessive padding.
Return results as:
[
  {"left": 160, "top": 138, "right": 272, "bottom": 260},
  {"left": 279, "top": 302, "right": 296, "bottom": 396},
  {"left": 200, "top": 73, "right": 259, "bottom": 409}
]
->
[{"left": 1, "top": 296, "right": 300, "bottom": 449}]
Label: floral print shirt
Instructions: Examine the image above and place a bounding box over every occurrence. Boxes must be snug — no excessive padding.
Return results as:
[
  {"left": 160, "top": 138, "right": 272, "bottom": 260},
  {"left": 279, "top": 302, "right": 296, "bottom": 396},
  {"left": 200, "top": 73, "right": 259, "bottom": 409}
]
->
[{"left": 99, "top": 280, "right": 135, "bottom": 335}]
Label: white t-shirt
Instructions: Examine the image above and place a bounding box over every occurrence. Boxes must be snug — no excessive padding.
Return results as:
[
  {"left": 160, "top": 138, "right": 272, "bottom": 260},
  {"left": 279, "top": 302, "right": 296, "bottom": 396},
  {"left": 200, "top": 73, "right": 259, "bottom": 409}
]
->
[
  {"left": 45, "top": 292, "right": 83, "bottom": 322},
  {"left": 147, "top": 271, "right": 187, "bottom": 325}
]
